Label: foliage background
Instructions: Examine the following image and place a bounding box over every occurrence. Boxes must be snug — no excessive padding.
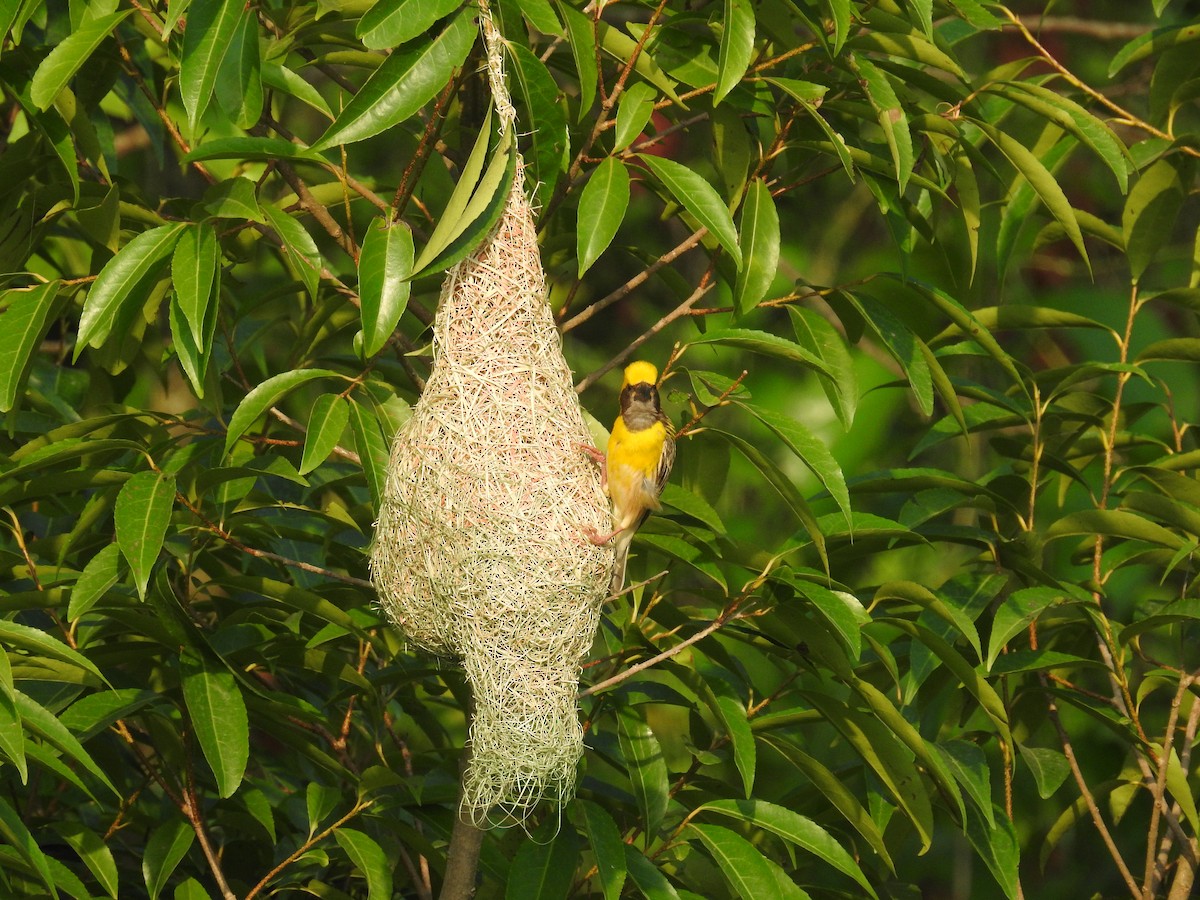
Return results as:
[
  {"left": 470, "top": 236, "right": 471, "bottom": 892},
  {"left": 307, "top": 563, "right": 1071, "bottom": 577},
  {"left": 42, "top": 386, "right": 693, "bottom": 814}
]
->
[{"left": 2, "top": 0, "right": 1200, "bottom": 897}]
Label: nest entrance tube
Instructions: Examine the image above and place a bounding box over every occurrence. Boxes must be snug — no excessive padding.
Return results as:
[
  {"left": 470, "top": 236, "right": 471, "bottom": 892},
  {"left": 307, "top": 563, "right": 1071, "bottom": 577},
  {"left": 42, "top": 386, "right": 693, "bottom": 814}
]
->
[{"left": 370, "top": 156, "right": 614, "bottom": 823}]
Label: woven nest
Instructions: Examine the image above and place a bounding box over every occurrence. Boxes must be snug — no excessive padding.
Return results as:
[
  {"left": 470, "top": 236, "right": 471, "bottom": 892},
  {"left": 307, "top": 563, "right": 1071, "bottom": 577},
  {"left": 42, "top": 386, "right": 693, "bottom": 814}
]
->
[{"left": 370, "top": 163, "right": 614, "bottom": 823}]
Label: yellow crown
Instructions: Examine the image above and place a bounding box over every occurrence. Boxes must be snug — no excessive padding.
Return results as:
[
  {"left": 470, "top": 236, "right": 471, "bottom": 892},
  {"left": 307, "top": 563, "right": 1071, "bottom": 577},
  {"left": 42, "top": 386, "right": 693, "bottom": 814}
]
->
[{"left": 622, "top": 360, "right": 659, "bottom": 388}]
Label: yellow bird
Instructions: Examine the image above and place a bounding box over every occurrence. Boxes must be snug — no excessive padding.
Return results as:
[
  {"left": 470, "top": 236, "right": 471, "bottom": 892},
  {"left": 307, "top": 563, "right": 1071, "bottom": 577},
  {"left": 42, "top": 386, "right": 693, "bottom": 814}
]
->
[{"left": 583, "top": 360, "right": 676, "bottom": 592}]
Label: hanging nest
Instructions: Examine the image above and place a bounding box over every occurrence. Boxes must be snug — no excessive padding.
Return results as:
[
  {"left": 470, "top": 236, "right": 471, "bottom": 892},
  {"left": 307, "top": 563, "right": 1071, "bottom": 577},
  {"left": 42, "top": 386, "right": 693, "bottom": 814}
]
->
[{"left": 370, "top": 158, "right": 614, "bottom": 823}]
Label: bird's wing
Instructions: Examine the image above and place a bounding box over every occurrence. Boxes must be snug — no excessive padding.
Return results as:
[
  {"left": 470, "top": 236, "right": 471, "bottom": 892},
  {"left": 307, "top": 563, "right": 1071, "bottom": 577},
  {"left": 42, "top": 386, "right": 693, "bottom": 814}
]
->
[{"left": 654, "top": 418, "right": 676, "bottom": 495}]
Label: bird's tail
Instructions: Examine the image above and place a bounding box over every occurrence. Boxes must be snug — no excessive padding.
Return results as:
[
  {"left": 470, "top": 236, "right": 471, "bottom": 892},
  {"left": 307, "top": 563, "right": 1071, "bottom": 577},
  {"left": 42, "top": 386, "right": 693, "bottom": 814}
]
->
[{"left": 610, "top": 528, "right": 636, "bottom": 594}]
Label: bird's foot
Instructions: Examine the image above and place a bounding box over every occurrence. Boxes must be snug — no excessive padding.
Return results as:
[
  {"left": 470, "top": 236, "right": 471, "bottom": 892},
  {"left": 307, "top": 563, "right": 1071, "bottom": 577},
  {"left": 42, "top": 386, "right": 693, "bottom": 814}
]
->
[
  {"left": 581, "top": 523, "right": 622, "bottom": 546},
  {"left": 575, "top": 442, "right": 609, "bottom": 491}
]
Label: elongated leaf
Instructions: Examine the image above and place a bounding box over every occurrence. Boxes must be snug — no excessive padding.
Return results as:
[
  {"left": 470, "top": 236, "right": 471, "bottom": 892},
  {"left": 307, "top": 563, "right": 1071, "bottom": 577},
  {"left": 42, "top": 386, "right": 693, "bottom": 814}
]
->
[
  {"left": 31, "top": 10, "right": 132, "bottom": 109},
  {"left": 315, "top": 9, "right": 476, "bottom": 149},
  {"left": 639, "top": 154, "right": 742, "bottom": 266},
  {"left": 509, "top": 41, "right": 568, "bottom": 207},
  {"left": 711, "top": 428, "right": 827, "bottom": 573},
  {"left": 577, "top": 157, "right": 630, "bottom": 275},
  {"left": 0, "top": 619, "right": 107, "bottom": 685},
  {"left": 0, "top": 281, "right": 64, "bottom": 412},
  {"left": 300, "top": 393, "right": 350, "bottom": 475},
  {"left": 224, "top": 368, "right": 344, "bottom": 454},
  {"left": 734, "top": 179, "right": 779, "bottom": 315},
  {"left": 15, "top": 690, "right": 119, "bottom": 797},
  {"left": 180, "top": 652, "right": 248, "bottom": 798},
  {"left": 505, "top": 824, "right": 578, "bottom": 900},
  {"left": 75, "top": 224, "right": 186, "bottom": 356},
  {"left": 736, "top": 399, "right": 851, "bottom": 527},
  {"left": 624, "top": 845, "right": 681, "bottom": 899},
  {"left": 698, "top": 799, "right": 877, "bottom": 898},
  {"left": 180, "top": 0, "right": 243, "bottom": 130},
  {"left": 349, "top": 397, "right": 390, "bottom": 511},
  {"left": 688, "top": 824, "right": 778, "bottom": 898},
  {"left": 171, "top": 224, "right": 218, "bottom": 348},
  {"left": 1110, "top": 22, "right": 1200, "bottom": 76},
  {"left": 359, "top": 218, "right": 414, "bottom": 356},
  {"left": 578, "top": 799, "right": 626, "bottom": 900},
  {"left": 1045, "top": 508, "right": 1185, "bottom": 549},
  {"left": 114, "top": 470, "right": 176, "bottom": 600},
  {"left": 262, "top": 204, "right": 322, "bottom": 298},
  {"left": 613, "top": 82, "right": 656, "bottom": 151},
  {"left": 971, "top": 118, "right": 1089, "bottom": 271},
  {"left": 617, "top": 705, "right": 669, "bottom": 835},
  {"left": 0, "top": 796, "right": 56, "bottom": 897},
  {"left": 182, "top": 137, "right": 323, "bottom": 164},
  {"left": 986, "top": 587, "right": 1074, "bottom": 670},
  {"left": 0, "top": 688, "right": 25, "bottom": 784},
  {"left": 851, "top": 54, "right": 912, "bottom": 191},
  {"left": 559, "top": 2, "right": 598, "bottom": 119},
  {"left": 215, "top": 8, "right": 262, "bottom": 128},
  {"left": 55, "top": 822, "right": 119, "bottom": 899},
  {"left": 689, "top": 328, "right": 832, "bottom": 377},
  {"left": 357, "top": 0, "right": 461, "bottom": 49},
  {"left": 143, "top": 818, "right": 194, "bottom": 900},
  {"left": 964, "top": 802, "right": 1019, "bottom": 899},
  {"left": 412, "top": 130, "right": 515, "bottom": 275},
  {"left": 1018, "top": 744, "right": 1070, "bottom": 799},
  {"left": 334, "top": 828, "right": 393, "bottom": 900},
  {"left": 262, "top": 63, "right": 334, "bottom": 119},
  {"left": 713, "top": 694, "right": 756, "bottom": 796},
  {"left": 715, "top": 0, "right": 754, "bottom": 104},
  {"left": 1124, "top": 155, "right": 1191, "bottom": 282}
]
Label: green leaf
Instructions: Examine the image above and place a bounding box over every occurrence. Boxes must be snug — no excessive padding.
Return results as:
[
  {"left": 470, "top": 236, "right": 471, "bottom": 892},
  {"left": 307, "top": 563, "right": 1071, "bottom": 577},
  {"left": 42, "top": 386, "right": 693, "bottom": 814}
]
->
[
  {"left": 788, "top": 306, "right": 857, "bottom": 428},
  {"left": 514, "top": 0, "right": 562, "bottom": 36},
  {"left": 736, "top": 399, "right": 851, "bottom": 529},
  {"left": 577, "top": 157, "right": 630, "bottom": 275},
  {"left": 412, "top": 129, "right": 516, "bottom": 276},
  {"left": 55, "top": 822, "right": 119, "bottom": 899},
  {"left": 334, "top": 828, "right": 393, "bottom": 900},
  {"left": 964, "top": 803, "right": 1020, "bottom": 899},
  {"left": 1124, "top": 155, "right": 1191, "bottom": 282},
  {"left": 851, "top": 54, "right": 912, "bottom": 191},
  {"left": 0, "top": 282, "right": 64, "bottom": 413},
  {"left": 180, "top": 652, "right": 248, "bottom": 798},
  {"left": 659, "top": 482, "right": 726, "bottom": 535},
  {"left": 734, "top": 179, "right": 779, "bottom": 316},
  {"left": 1110, "top": 22, "right": 1200, "bottom": 77},
  {"left": 638, "top": 154, "right": 742, "bottom": 266},
  {"left": 971, "top": 118, "right": 1090, "bottom": 272},
  {"left": 713, "top": 694, "right": 756, "bottom": 796},
  {"left": 171, "top": 224, "right": 219, "bottom": 349},
  {"left": 624, "top": 845, "right": 681, "bottom": 899},
  {"left": 182, "top": 137, "right": 324, "bottom": 164},
  {"left": 114, "top": 470, "right": 176, "bottom": 600},
  {"left": 215, "top": 8, "right": 262, "bottom": 129},
  {"left": 614, "top": 82, "right": 657, "bottom": 152},
  {"left": 15, "top": 690, "right": 119, "bottom": 798},
  {"left": 349, "top": 397, "right": 390, "bottom": 512},
  {"left": 262, "top": 203, "right": 323, "bottom": 298},
  {"left": 0, "top": 618, "right": 108, "bottom": 685},
  {"left": 509, "top": 41, "right": 568, "bottom": 208},
  {"left": 314, "top": 9, "right": 476, "bottom": 149},
  {"left": 224, "top": 368, "right": 345, "bottom": 455},
  {"left": 262, "top": 63, "right": 334, "bottom": 119},
  {"left": 936, "top": 740, "right": 993, "bottom": 826},
  {"left": 0, "top": 687, "right": 25, "bottom": 784},
  {"left": 688, "top": 328, "right": 832, "bottom": 377},
  {"left": 0, "top": 796, "right": 57, "bottom": 898},
  {"left": 986, "top": 587, "right": 1074, "bottom": 670},
  {"left": 359, "top": 218, "right": 414, "bottom": 356},
  {"left": 1045, "top": 508, "right": 1185, "bottom": 550},
  {"left": 201, "top": 177, "right": 264, "bottom": 222},
  {"left": 1018, "top": 744, "right": 1070, "bottom": 799},
  {"left": 180, "top": 0, "right": 243, "bottom": 130},
  {"left": 617, "top": 705, "right": 669, "bottom": 835},
  {"left": 169, "top": 291, "right": 215, "bottom": 399},
  {"left": 75, "top": 224, "right": 186, "bottom": 356},
  {"left": 1138, "top": 337, "right": 1200, "bottom": 363},
  {"left": 698, "top": 799, "right": 877, "bottom": 898},
  {"left": 505, "top": 822, "right": 579, "bottom": 900},
  {"left": 558, "top": 2, "right": 598, "bottom": 119},
  {"left": 715, "top": 0, "right": 754, "bottom": 104},
  {"left": 710, "top": 428, "right": 827, "bottom": 574},
  {"left": 357, "top": 0, "right": 462, "bottom": 49},
  {"left": 688, "top": 824, "right": 778, "bottom": 898},
  {"left": 143, "top": 818, "right": 194, "bottom": 900},
  {"left": 763, "top": 736, "right": 895, "bottom": 870},
  {"left": 577, "top": 799, "right": 626, "bottom": 900},
  {"left": 300, "top": 393, "right": 350, "bottom": 475},
  {"left": 30, "top": 10, "right": 132, "bottom": 109}
]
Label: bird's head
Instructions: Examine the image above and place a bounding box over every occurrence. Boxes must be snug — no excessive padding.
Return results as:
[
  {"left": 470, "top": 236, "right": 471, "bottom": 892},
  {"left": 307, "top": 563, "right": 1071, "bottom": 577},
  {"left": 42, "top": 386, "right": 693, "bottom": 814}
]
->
[{"left": 622, "top": 360, "right": 659, "bottom": 389}]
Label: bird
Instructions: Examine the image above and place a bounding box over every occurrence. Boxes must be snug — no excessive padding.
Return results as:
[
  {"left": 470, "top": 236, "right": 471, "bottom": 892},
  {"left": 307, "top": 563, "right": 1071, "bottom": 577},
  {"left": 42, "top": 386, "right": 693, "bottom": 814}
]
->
[{"left": 581, "top": 360, "right": 676, "bottom": 592}]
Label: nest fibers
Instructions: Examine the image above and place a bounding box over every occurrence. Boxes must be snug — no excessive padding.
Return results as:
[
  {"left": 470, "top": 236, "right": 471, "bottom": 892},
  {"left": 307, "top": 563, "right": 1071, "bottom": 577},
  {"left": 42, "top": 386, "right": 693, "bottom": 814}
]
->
[{"left": 370, "top": 163, "right": 614, "bottom": 823}]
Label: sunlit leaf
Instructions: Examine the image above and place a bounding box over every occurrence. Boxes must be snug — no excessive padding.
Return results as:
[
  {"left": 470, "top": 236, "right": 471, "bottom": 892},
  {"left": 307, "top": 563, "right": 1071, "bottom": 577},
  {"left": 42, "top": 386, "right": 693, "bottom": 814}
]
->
[
  {"left": 639, "top": 154, "right": 742, "bottom": 266},
  {"left": 114, "top": 471, "right": 175, "bottom": 600},
  {"left": 359, "top": 218, "right": 414, "bottom": 357},
  {"left": 578, "top": 157, "right": 630, "bottom": 275}
]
